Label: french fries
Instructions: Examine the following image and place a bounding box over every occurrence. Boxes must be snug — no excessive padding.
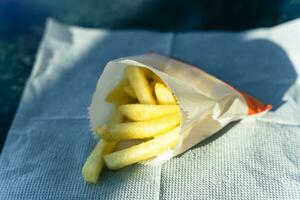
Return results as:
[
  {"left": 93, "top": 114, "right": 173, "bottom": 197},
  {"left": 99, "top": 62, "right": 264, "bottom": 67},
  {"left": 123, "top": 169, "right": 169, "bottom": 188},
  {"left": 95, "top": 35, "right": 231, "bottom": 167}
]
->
[
  {"left": 154, "top": 82, "right": 177, "bottom": 105},
  {"left": 149, "top": 80, "right": 156, "bottom": 92},
  {"left": 142, "top": 68, "right": 162, "bottom": 82},
  {"left": 126, "top": 66, "right": 156, "bottom": 104},
  {"left": 104, "top": 127, "right": 179, "bottom": 169},
  {"left": 97, "top": 113, "right": 180, "bottom": 141},
  {"left": 123, "top": 85, "right": 136, "bottom": 99},
  {"left": 107, "top": 108, "right": 125, "bottom": 125},
  {"left": 83, "top": 65, "right": 180, "bottom": 183},
  {"left": 82, "top": 108, "right": 123, "bottom": 183},
  {"left": 81, "top": 140, "right": 116, "bottom": 183},
  {"left": 105, "top": 76, "right": 133, "bottom": 105},
  {"left": 119, "top": 104, "right": 179, "bottom": 121}
]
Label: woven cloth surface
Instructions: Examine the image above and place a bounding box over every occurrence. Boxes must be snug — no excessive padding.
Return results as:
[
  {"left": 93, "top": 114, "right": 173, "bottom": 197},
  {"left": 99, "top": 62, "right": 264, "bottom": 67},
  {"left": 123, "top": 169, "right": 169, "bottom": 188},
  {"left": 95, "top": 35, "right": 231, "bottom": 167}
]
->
[{"left": 0, "top": 19, "right": 300, "bottom": 199}]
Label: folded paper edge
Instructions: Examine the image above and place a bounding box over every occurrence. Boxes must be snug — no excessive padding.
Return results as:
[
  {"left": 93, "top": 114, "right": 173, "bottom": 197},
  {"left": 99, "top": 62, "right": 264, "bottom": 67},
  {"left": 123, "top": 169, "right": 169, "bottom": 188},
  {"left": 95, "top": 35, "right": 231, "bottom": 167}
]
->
[{"left": 240, "top": 92, "right": 273, "bottom": 115}]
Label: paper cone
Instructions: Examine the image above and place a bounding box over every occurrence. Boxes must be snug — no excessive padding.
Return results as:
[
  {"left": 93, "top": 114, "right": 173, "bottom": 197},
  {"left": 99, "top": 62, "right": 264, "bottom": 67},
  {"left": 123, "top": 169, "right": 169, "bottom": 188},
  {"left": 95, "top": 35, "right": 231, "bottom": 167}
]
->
[{"left": 88, "top": 53, "right": 272, "bottom": 164}]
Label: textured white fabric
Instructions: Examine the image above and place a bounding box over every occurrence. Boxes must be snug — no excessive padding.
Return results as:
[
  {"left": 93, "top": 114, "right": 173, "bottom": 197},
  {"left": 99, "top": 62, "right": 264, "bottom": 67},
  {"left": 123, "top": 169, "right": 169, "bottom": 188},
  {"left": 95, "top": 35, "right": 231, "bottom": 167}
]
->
[{"left": 0, "top": 18, "right": 299, "bottom": 199}]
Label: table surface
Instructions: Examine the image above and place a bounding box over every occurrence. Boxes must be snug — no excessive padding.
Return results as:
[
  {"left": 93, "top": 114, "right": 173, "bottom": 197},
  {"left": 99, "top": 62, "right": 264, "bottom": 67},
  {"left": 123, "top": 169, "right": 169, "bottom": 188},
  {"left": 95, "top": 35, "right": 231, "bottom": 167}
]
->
[{"left": 1, "top": 0, "right": 300, "bottom": 151}]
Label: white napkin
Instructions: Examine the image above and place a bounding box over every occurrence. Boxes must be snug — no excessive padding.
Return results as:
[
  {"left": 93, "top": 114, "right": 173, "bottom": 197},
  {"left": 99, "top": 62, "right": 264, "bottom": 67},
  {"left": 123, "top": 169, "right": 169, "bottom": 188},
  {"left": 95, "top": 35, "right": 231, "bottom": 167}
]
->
[{"left": 0, "top": 18, "right": 299, "bottom": 199}]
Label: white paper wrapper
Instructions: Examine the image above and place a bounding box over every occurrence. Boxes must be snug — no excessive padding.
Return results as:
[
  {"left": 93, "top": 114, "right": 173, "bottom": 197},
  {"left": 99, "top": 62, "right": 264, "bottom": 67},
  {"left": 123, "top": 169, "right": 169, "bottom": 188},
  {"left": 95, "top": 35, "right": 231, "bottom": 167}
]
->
[{"left": 88, "top": 53, "right": 271, "bottom": 164}]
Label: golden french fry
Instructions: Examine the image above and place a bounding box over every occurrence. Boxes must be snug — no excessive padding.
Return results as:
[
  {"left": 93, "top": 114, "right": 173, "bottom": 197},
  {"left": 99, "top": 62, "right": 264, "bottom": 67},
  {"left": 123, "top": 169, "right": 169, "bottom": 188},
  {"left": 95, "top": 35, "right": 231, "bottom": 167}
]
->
[
  {"left": 98, "top": 113, "right": 180, "bottom": 141},
  {"left": 141, "top": 68, "right": 151, "bottom": 77},
  {"left": 105, "top": 76, "right": 127, "bottom": 102},
  {"left": 149, "top": 80, "right": 157, "bottom": 93},
  {"left": 104, "top": 127, "right": 179, "bottom": 169},
  {"left": 126, "top": 66, "right": 156, "bottom": 104},
  {"left": 95, "top": 125, "right": 106, "bottom": 137},
  {"left": 124, "top": 85, "right": 136, "bottom": 99},
  {"left": 154, "top": 82, "right": 177, "bottom": 105},
  {"left": 82, "top": 107, "right": 123, "bottom": 183},
  {"left": 105, "top": 76, "right": 133, "bottom": 104},
  {"left": 108, "top": 107, "right": 124, "bottom": 125},
  {"left": 119, "top": 104, "right": 179, "bottom": 121},
  {"left": 142, "top": 68, "right": 162, "bottom": 82},
  {"left": 141, "top": 68, "right": 152, "bottom": 77},
  {"left": 82, "top": 140, "right": 116, "bottom": 183},
  {"left": 114, "top": 139, "right": 144, "bottom": 151}
]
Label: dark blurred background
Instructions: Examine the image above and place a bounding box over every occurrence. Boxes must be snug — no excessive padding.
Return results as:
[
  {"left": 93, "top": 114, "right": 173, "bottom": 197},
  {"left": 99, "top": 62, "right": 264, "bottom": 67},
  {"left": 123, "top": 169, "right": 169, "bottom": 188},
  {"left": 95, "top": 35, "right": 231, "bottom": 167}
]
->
[{"left": 0, "top": 0, "right": 300, "bottom": 151}]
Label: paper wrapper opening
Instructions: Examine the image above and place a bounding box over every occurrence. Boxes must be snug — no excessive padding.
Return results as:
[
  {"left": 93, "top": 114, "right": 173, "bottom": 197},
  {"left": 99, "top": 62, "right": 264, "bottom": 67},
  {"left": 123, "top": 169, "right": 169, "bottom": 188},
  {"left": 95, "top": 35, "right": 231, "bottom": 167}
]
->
[{"left": 88, "top": 53, "right": 272, "bottom": 165}]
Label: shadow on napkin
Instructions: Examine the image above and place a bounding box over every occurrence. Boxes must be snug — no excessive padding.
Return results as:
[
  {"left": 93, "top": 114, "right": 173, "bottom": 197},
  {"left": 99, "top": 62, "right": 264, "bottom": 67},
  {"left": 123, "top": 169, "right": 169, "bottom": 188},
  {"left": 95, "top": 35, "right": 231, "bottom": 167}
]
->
[{"left": 171, "top": 36, "right": 297, "bottom": 110}]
